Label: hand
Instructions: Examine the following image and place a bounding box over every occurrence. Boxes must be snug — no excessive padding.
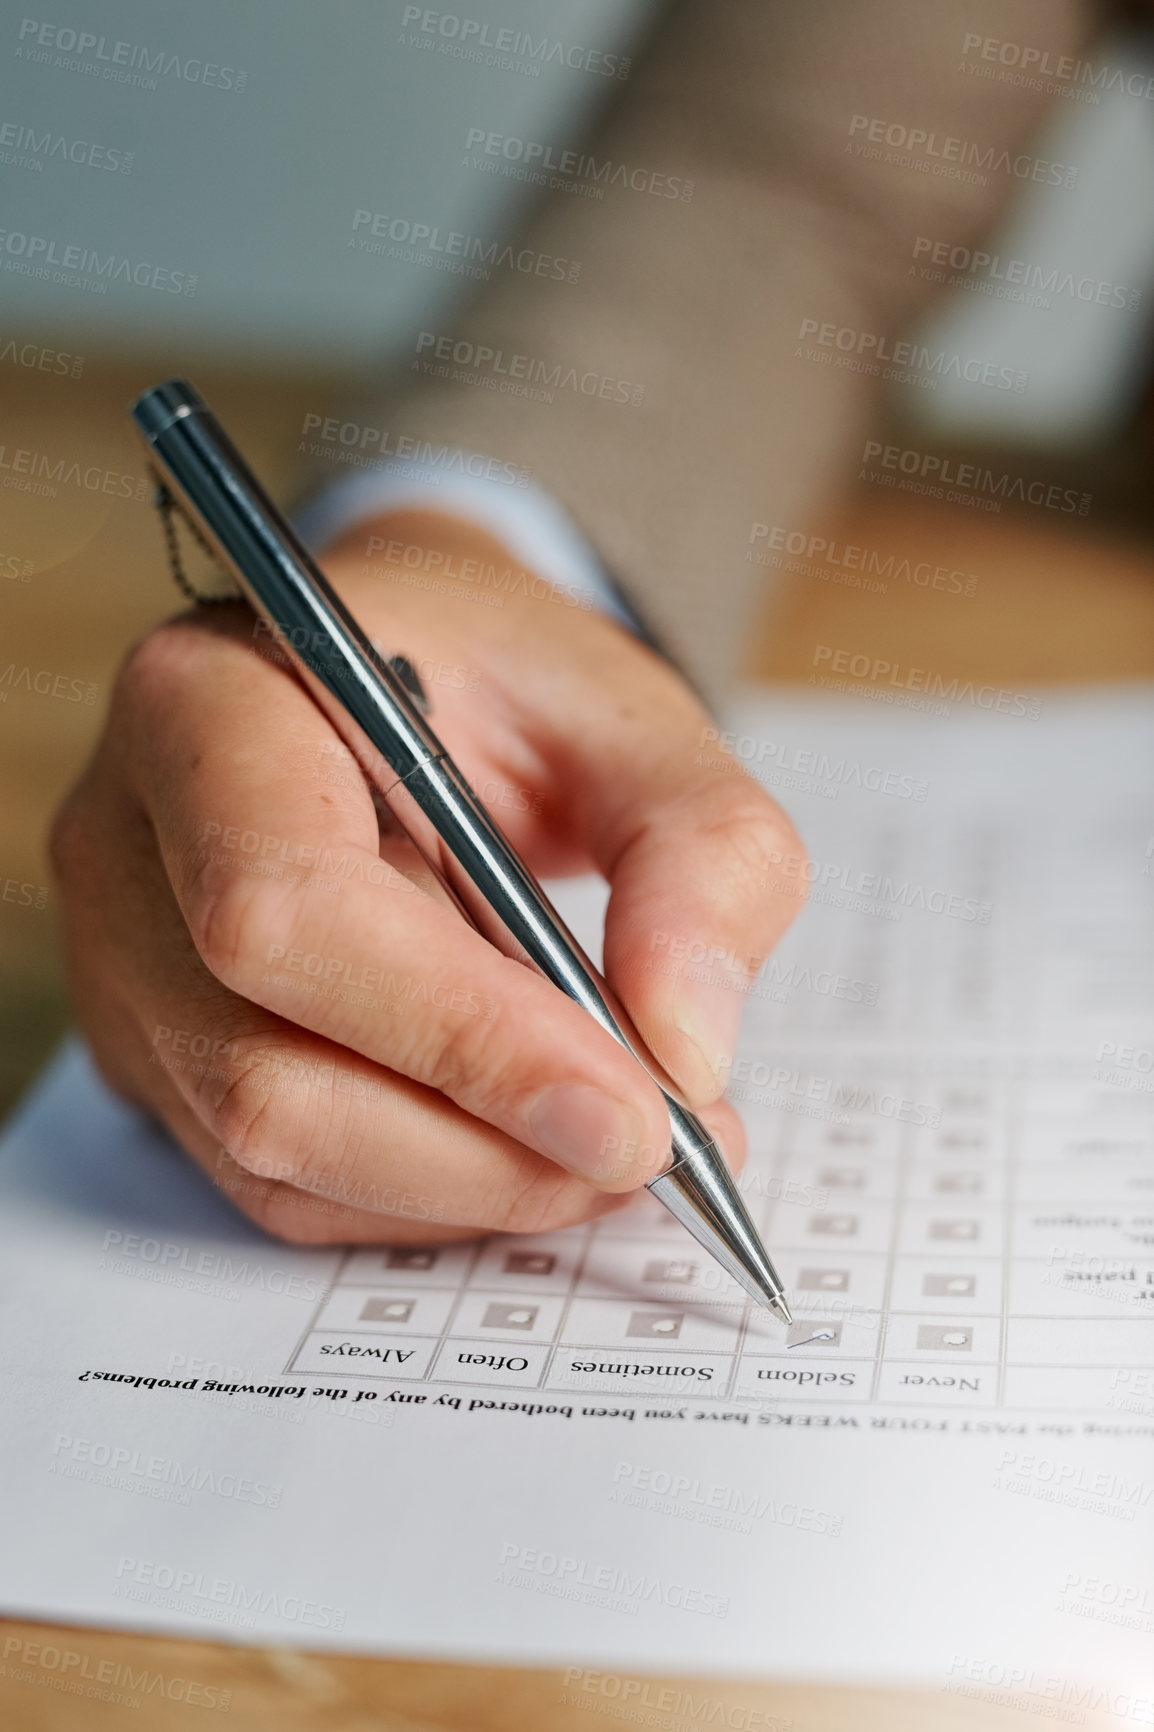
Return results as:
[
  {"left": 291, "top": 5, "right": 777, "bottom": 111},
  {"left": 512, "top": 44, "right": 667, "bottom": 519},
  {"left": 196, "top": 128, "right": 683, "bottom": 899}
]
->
[{"left": 51, "top": 510, "right": 804, "bottom": 1243}]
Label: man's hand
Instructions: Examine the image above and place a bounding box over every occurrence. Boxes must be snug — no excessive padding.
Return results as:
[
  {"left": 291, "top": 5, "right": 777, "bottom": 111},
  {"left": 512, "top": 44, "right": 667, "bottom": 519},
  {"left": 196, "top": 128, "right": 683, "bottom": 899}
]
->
[{"left": 50, "top": 510, "right": 804, "bottom": 1244}]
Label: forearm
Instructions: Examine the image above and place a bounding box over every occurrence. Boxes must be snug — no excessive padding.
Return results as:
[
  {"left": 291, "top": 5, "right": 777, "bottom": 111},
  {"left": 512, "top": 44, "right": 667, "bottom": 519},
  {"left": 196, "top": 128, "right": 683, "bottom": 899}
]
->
[{"left": 314, "top": 0, "right": 1092, "bottom": 695}]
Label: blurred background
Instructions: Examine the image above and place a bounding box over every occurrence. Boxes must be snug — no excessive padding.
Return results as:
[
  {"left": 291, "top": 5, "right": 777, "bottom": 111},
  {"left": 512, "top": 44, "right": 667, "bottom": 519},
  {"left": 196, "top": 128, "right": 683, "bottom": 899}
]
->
[{"left": 4, "top": 0, "right": 1154, "bottom": 1113}]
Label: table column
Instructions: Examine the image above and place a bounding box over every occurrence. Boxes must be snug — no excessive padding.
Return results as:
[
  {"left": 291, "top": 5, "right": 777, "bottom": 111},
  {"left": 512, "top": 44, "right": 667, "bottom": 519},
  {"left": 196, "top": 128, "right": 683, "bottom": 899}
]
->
[{"left": 876, "top": 1080, "right": 1006, "bottom": 1408}]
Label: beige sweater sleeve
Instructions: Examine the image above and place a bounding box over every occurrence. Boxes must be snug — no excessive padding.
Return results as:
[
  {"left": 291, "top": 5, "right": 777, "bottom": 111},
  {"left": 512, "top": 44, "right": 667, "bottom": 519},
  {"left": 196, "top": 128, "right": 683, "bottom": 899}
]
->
[{"left": 362, "top": 0, "right": 1091, "bottom": 694}]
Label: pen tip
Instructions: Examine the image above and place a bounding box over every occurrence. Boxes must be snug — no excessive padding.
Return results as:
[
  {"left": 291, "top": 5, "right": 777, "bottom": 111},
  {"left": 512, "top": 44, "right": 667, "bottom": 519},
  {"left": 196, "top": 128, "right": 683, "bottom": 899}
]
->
[{"left": 768, "top": 1294, "right": 793, "bottom": 1326}]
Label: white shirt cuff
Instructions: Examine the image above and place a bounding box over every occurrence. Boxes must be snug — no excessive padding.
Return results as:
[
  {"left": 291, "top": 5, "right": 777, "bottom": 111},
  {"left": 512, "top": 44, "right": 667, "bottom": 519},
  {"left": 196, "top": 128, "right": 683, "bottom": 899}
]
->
[{"left": 292, "top": 460, "right": 637, "bottom": 632}]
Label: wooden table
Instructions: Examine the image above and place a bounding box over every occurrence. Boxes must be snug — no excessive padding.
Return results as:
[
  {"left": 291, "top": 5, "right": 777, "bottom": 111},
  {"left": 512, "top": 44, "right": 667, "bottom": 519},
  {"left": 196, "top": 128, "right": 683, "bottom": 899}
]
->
[{"left": 0, "top": 359, "right": 1147, "bottom": 1730}]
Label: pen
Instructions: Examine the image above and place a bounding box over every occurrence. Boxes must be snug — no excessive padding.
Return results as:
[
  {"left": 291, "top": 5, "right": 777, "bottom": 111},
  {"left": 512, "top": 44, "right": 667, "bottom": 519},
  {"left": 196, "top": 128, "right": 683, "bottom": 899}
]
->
[{"left": 131, "top": 380, "right": 793, "bottom": 1323}]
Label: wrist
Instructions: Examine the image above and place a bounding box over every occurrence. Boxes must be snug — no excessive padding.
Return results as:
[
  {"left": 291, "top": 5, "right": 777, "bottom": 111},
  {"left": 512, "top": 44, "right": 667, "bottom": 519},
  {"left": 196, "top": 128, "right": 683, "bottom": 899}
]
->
[
  {"left": 294, "top": 462, "right": 641, "bottom": 631},
  {"left": 320, "top": 507, "right": 602, "bottom": 622}
]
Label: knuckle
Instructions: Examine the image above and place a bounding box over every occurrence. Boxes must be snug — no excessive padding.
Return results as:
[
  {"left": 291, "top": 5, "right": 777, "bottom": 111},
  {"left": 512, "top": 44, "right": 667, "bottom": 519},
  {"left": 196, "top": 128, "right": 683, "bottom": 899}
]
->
[
  {"left": 420, "top": 997, "right": 511, "bottom": 1109},
  {"left": 209, "top": 1044, "right": 293, "bottom": 1178},
  {"left": 186, "top": 865, "right": 289, "bottom": 996},
  {"left": 492, "top": 1161, "right": 570, "bottom": 1234},
  {"left": 496, "top": 1165, "right": 630, "bottom": 1235},
  {"left": 705, "top": 796, "right": 797, "bottom": 882},
  {"left": 701, "top": 792, "right": 807, "bottom": 924},
  {"left": 114, "top": 620, "right": 201, "bottom": 719}
]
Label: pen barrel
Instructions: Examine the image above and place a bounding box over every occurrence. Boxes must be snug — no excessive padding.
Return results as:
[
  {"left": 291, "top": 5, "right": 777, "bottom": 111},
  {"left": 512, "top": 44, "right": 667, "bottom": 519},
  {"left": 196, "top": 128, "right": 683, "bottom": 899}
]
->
[
  {"left": 383, "top": 759, "right": 713, "bottom": 1174},
  {"left": 386, "top": 765, "right": 783, "bottom": 1299}
]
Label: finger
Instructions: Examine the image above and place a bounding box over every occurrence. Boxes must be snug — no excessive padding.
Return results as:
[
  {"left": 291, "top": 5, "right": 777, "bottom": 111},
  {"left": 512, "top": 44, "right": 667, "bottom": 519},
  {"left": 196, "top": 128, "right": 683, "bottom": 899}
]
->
[
  {"left": 495, "top": 624, "right": 807, "bottom": 1106},
  {"left": 146, "top": 1033, "right": 745, "bottom": 1245},
  {"left": 116, "top": 618, "right": 674, "bottom": 1190},
  {"left": 54, "top": 762, "right": 641, "bottom": 1239},
  {"left": 141, "top": 1044, "right": 637, "bottom": 1245}
]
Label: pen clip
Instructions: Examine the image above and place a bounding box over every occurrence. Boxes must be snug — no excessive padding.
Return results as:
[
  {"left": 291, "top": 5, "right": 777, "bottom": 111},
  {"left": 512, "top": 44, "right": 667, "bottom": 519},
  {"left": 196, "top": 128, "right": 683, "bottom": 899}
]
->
[
  {"left": 151, "top": 477, "right": 240, "bottom": 608},
  {"left": 152, "top": 483, "right": 434, "bottom": 726},
  {"left": 384, "top": 653, "right": 431, "bottom": 716}
]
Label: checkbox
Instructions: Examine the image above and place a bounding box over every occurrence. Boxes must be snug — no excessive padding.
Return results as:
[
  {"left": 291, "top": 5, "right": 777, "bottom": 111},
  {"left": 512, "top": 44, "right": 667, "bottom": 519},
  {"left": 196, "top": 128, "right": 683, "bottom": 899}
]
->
[
  {"left": 929, "top": 1219, "right": 980, "bottom": 1241},
  {"left": 626, "top": 1312, "right": 683, "bottom": 1340},
  {"left": 643, "top": 1258, "right": 698, "bottom": 1284},
  {"left": 923, "top": 1274, "right": 976, "bottom": 1298},
  {"left": 934, "top": 1173, "right": 983, "bottom": 1194},
  {"left": 916, "top": 1325, "right": 972, "bottom": 1351},
  {"left": 798, "top": 1269, "right": 850, "bottom": 1292},
  {"left": 503, "top": 1251, "right": 555, "bottom": 1276},
  {"left": 787, "top": 1322, "right": 841, "bottom": 1348},
  {"left": 818, "top": 1167, "right": 867, "bottom": 1189},
  {"left": 360, "top": 1297, "right": 415, "bottom": 1323},
  {"left": 386, "top": 1248, "right": 437, "bottom": 1270},
  {"left": 810, "top": 1215, "right": 859, "bottom": 1236},
  {"left": 942, "top": 1091, "right": 988, "bottom": 1115},
  {"left": 482, "top": 1302, "right": 539, "bottom": 1330}
]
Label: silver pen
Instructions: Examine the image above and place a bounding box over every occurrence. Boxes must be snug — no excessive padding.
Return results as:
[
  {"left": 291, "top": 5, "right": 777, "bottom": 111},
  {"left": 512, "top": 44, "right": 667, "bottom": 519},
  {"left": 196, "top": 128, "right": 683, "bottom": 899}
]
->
[{"left": 131, "top": 380, "right": 793, "bottom": 1324}]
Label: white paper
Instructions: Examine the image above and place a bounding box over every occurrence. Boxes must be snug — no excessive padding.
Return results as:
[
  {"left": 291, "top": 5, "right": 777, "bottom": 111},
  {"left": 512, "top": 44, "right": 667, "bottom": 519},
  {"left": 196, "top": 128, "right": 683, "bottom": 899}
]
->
[{"left": 1, "top": 687, "right": 1151, "bottom": 1714}]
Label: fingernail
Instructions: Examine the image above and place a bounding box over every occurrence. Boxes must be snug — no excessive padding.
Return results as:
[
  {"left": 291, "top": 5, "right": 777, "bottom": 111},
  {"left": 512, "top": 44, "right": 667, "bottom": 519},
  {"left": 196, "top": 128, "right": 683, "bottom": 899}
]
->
[
  {"left": 672, "top": 960, "right": 749, "bottom": 1097},
  {"left": 527, "top": 1083, "right": 659, "bottom": 1185}
]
